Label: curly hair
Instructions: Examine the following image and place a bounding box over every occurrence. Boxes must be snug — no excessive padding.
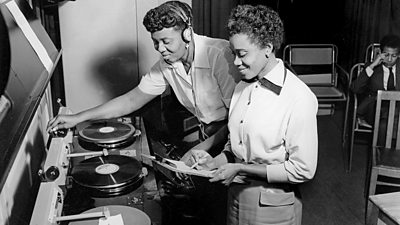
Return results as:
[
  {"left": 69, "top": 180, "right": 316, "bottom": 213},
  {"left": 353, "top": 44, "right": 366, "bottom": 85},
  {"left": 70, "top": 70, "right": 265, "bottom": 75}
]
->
[
  {"left": 143, "top": 1, "right": 193, "bottom": 33},
  {"left": 227, "top": 5, "right": 284, "bottom": 51}
]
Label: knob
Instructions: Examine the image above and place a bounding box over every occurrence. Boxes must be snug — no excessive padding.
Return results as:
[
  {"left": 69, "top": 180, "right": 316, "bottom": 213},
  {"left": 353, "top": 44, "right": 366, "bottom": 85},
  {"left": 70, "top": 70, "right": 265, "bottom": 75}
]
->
[{"left": 45, "top": 166, "right": 60, "bottom": 181}]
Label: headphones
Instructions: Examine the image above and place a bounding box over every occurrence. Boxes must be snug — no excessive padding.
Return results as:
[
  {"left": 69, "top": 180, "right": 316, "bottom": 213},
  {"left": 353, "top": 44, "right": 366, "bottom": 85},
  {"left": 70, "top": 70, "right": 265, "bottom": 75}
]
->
[{"left": 169, "top": 4, "right": 192, "bottom": 43}]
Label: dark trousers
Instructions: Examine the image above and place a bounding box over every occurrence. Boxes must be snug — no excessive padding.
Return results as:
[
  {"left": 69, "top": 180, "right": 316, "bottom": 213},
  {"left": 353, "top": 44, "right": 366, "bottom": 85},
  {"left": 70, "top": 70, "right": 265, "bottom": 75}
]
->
[{"left": 159, "top": 120, "right": 228, "bottom": 225}]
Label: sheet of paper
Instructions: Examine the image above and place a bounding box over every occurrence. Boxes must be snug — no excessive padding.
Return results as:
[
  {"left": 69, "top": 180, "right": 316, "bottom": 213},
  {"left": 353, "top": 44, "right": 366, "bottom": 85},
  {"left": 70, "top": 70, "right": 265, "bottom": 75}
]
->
[
  {"left": 141, "top": 154, "right": 215, "bottom": 178},
  {"left": 98, "top": 214, "right": 124, "bottom": 225},
  {"left": 161, "top": 158, "right": 216, "bottom": 177},
  {"left": 142, "top": 154, "right": 252, "bottom": 184},
  {"left": 5, "top": 0, "right": 54, "bottom": 73}
]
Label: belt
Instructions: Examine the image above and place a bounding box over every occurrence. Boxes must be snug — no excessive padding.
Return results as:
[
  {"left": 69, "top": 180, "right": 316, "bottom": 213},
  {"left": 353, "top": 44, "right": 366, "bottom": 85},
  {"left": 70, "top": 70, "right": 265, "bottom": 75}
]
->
[{"left": 199, "top": 119, "right": 227, "bottom": 141}]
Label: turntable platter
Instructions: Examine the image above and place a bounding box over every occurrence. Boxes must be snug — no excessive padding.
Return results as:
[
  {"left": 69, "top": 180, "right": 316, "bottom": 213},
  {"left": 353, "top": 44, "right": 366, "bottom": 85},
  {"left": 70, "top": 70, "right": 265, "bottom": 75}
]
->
[
  {"left": 68, "top": 205, "right": 151, "bottom": 225},
  {"left": 78, "top": 121, "right": 135, "bottom": 145},
  {"left": 71, "top": 155, "right": 142, "bottom": 189}
]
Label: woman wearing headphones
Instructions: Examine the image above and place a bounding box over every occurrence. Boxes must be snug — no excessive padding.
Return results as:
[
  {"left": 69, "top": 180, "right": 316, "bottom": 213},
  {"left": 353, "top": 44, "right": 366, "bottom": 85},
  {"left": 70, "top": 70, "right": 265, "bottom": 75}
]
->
[
  {"left": 47, "top": 1, "right": 239, "bottom": 151},
  {"left": 47, "top": 2, "right": 239, "bottom": 224}
]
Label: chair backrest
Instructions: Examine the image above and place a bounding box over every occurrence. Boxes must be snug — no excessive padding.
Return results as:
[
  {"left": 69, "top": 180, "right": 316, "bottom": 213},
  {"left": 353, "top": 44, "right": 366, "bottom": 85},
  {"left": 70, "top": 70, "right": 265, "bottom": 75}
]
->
[
  {"left": 283, "top": 44, "right": 337, "bottom": 86},
  {"left": 365, "top": 43, "right": 380, "bottom": 63},
  {"left": 349, "top": 62, "right": 365, "bottom": 89},
  {"left": 372, "top": 90, "right": 400, "bottom": 148},
  {"left": 349, "top": 63, "right": 366, "bottom": 107},
  {"left": 349, "top": 62, "right": 373, "bottom": 133}
]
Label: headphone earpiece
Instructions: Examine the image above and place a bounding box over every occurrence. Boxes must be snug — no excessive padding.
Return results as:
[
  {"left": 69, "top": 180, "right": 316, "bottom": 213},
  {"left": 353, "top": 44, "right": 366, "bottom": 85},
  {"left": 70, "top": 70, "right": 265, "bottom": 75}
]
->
[
  {"left": 169, "top": 3, "right": 192, "bottom": 43},
  {"left": 182, "top": 27, "right": 192, "bottom": 43}
]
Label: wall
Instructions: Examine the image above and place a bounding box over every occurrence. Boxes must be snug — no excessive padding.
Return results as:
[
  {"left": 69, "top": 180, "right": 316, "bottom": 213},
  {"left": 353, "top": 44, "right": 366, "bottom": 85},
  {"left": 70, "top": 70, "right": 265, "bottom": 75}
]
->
[
  {"left": 0, "top": 0, "right": 59, "bottom": 223},
  {"left": 0, "top": 85, "right": 52, "bottom": 225},
  {"left": 59, "top": 0, "right": 191, "bottom": 113}
]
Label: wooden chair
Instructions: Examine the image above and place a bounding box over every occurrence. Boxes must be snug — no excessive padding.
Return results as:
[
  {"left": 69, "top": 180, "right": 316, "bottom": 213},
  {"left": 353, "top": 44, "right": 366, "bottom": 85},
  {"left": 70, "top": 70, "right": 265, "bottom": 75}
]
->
[
  {"left": 366, "top": 90, "right": 400, "bottom": 224},
  {"left": 343, "top": 63, "right": 373, "bottom": 172}
]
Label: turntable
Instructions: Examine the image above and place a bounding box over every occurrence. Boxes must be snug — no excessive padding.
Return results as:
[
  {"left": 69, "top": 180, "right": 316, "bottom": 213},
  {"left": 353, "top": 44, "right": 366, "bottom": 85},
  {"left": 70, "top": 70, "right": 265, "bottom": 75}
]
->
[
  {"left": 71, "top": 155, "right": 144, "bottom": 197},
  {"left": 78, "top": 120, "right": 139, "bottom": 151},
  {"left": 30, "top": 110, "right": 159, "bottom": 225},
  {"left": 68, "top": 205, "right": 151, "bottom": 225}
]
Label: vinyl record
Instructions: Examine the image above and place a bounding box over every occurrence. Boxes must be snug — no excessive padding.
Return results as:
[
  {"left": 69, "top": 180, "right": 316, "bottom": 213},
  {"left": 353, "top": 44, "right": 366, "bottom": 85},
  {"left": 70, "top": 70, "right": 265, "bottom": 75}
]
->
[
  {"left": 78, "top": 135, "right": 136, "bottom": 151},
  {"left": 71, "top": 155, "right": 142, "bottom": 189},
  {"left": 78, "top": 121, "right": 135, "bottom": 145}
]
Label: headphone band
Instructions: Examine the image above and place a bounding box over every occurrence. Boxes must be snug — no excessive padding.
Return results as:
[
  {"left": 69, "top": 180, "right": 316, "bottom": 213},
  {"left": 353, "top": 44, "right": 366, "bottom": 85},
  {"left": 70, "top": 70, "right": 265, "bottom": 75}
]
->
[{"left": 169, "top": 4, "right": 191, "bottom": 27}]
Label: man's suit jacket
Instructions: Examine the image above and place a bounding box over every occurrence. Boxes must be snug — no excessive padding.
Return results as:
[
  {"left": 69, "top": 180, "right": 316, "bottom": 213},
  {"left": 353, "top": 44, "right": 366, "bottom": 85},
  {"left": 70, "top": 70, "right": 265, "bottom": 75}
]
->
[{"left": 351, "top": 60, "right": 400, "bottom": 124}]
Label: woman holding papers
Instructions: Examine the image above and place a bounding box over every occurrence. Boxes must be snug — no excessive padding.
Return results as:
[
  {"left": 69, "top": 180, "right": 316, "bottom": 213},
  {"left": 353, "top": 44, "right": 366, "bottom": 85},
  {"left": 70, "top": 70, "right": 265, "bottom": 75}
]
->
[{"left": 186, "top": 5, "right": 318, "bottom": 225}]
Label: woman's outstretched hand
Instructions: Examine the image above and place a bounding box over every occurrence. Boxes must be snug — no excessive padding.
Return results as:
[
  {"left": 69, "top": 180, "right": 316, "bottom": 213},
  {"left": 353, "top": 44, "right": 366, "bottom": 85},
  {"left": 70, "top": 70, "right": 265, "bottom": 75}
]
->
[{"left": 46, "top": 114, "right": 80, "bottom": 133}]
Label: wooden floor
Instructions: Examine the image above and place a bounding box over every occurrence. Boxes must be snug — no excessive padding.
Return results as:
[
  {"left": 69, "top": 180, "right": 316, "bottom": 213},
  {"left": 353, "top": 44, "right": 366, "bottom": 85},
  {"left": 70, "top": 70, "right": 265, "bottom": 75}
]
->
[{"left": 300, "top": 113, "right": 369, "bottom": 225}]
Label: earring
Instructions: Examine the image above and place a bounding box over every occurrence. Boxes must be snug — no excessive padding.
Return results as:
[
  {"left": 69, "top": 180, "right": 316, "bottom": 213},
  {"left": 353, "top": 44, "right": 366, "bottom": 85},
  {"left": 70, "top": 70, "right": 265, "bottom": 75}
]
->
[
  {"left": 185, "top": 43, "right": 189, "bottom": 49},
  {"left": 265, "top": 54, "right": 269, "bottom": 58}
]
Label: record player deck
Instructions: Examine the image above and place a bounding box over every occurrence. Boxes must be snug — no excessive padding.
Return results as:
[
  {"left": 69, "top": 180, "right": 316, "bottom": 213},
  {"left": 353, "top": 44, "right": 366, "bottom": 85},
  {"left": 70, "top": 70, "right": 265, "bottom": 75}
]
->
[
  {"left": 30, "top": 113, "right": 159, "bottom": 225},
  {"left": 78, "top": 120, "right": 139, "bottom": 151},
  {"left": 68, "top": 118, "right": 149, "bottom": 197},
  {"left": 71, "top": 155, "right": 144, "bottom": 197}
]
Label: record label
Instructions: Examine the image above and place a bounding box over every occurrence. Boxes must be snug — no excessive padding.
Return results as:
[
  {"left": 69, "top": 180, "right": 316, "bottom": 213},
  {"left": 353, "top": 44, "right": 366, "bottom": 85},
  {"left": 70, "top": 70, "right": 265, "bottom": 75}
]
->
[
  {"left": 95, "top": 164, "right": 119, "bottom": 175},
  {"left": 99, "top": 126, "right": 115, "bottom": 133}
]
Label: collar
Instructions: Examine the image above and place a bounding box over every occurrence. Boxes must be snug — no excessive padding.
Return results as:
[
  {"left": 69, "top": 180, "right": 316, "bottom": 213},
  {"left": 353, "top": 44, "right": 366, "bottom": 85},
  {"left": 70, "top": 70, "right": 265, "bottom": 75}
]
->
[
  {"left": 262, "top": 59, "right": 286, "bottom": 87},
  {"left": 242, "top": 59, "right": 286, "bottom": 95},
  {"left": 192, "top": 33, "right": 211, "bottom": 68},
  {"left": 383, "top": 64, "right": 396, "bottom": 71}
]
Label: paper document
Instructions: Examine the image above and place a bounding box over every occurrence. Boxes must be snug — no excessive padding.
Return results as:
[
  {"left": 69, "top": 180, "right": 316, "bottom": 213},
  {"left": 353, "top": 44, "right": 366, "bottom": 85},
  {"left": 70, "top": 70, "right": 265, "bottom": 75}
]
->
[
  {"left": 142, "top": 154, "right": 215, "bottom": 178},
  {"left": 98, "top": 214, "right": 124, "bottom": 225}
]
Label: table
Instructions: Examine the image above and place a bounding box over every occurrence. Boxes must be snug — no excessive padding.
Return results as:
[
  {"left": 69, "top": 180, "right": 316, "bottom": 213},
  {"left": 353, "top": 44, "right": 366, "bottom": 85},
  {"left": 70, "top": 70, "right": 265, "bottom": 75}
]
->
[{"left": 369, "top": 191, "right": 400, "bottom": 225}]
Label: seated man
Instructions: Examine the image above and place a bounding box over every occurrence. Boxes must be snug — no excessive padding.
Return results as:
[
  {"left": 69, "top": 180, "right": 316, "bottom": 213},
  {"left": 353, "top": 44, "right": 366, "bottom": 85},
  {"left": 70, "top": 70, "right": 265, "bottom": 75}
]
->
[{"left": 351, "top": 34, "right": 400, "bottom": 144}]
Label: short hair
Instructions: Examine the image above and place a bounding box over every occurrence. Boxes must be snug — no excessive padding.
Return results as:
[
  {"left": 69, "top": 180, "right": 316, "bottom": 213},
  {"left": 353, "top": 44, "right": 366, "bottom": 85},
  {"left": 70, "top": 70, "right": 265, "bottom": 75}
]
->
[
  {"left": 380, "top": 34, "right": 400, "bottom": 51},
  {"left": 227, "top": 5, "right": 284, "bottom": 51},
  {"left": 143, "top": 1, "right": 193, "bottom": 33}
]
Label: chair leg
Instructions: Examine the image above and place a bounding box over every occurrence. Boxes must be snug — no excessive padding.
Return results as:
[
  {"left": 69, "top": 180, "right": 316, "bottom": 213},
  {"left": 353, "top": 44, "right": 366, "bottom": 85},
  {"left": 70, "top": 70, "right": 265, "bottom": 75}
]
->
[
  {"left": 342, "top": 104, "right": 349, "bottom": 146},
  {"left": 347, "top": 124, "right": 356, "bottom": 172},
  {"left": 364, "top": 146, "right": 372, "bottom": 198},
  {"left": 365, "top": 167, "right": 378, "bottom": 225},
  {"left": 342, "top": 129, "right": 349, "bottom": 172},
  {"left": 343, "top": 101, "right": 351, "bottom": 172},
  {"left": 366, "top": 201, "right": 379, "bottom": 225}
]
